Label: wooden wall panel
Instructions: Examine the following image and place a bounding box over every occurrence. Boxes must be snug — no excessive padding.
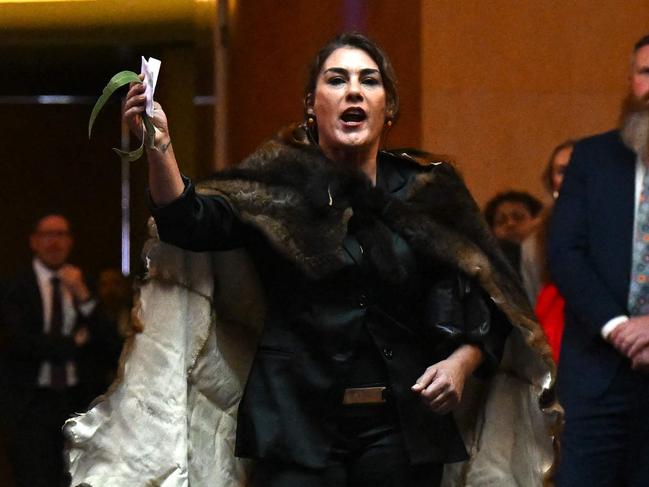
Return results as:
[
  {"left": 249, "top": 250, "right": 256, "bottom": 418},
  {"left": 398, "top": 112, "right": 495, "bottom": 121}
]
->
[
  {"left": 421, "top": 0, "right": 649, "bottom": 206},
  {"left": 225, "top": 0, "right": 421, "bottom": 165}
]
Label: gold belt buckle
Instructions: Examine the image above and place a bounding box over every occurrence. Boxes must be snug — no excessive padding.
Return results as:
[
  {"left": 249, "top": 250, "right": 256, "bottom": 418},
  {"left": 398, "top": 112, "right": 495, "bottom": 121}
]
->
[{"left": 342, "top": 386, "right": 387, "bottom": 405}]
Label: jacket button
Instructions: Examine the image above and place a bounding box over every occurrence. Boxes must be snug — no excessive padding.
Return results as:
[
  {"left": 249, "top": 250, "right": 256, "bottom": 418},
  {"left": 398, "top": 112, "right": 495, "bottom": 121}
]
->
[
  {"left": 358, "top": 294, "right": 367, "bottom": 308},
  {"left": 383, "top": 347, "right": 393, "bottom": 359},
  {"left": 333, "top": 351, "right": 352, "bottom": 362}
]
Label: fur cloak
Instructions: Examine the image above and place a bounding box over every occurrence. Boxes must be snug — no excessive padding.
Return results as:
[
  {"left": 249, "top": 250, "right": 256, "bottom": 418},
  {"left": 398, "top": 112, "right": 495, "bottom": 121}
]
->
[{"left": 65, "top": 125, "right": 562, "bottom": 486}]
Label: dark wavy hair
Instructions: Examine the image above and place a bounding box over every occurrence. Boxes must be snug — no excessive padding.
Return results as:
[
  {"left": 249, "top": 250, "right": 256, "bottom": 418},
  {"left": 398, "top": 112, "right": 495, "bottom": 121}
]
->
[
  {"left": 484, "top": 191, "right": 543, "bottom": 228},
  {"left": 303, "top": 32, "right": 399, "bottom": 122},
  {"left": 634, "top": 33, "right": 649, "bottom": 52}
]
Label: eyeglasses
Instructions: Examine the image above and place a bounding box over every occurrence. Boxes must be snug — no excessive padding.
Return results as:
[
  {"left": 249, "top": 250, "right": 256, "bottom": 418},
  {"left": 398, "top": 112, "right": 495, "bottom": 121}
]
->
[{"left": 35, "top": 230, "right": 71, "bottom": 239}]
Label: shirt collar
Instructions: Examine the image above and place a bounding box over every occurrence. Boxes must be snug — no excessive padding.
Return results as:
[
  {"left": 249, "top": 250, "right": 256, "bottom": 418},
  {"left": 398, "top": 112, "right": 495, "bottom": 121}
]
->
[{"left": 32, "top": 257, "right": 59, "bottom": 284}]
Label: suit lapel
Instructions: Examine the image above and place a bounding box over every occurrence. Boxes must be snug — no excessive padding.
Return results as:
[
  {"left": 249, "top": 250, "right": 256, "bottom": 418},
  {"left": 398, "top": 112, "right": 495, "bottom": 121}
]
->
[
  {"left": 25, "top": 270, "right": 45, "bottom": 331},
  {"left": 611, "top": 137, "right": 636, "bottom": 278}
]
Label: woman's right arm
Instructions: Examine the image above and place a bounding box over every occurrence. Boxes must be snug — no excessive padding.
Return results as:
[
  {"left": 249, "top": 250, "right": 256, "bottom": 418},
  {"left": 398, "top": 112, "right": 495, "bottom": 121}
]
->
[
  {"left": 123, "top": 79, "right": 183, "bottom": 206},
  {"left": 123, "top": 78, "right": 249, "bottom": 251}
]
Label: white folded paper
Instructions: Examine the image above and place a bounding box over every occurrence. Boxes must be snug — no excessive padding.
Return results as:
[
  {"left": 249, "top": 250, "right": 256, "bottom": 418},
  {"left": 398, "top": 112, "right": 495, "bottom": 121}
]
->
[{"left": 141, "top": 56, "right": 161, "bottom": 117}]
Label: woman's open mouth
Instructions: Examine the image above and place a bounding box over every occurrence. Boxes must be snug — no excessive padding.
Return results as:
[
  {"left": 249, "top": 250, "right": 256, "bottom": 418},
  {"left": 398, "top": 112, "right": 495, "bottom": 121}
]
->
[{"left": 340, "top": 107, "right": 367, "bottom": 126}]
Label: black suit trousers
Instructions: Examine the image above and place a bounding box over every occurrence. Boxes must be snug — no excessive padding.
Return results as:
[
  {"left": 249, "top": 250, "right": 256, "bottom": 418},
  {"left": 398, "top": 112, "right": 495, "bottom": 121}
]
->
[
  {"left": 3, "top": 387, "right": 80, "bottom": 487},
  {"left": 251, "top": 403, "right": 443, "bottom": 487},
  {"left": 556, "top": 362, "right": 649, "bottom": 487}
]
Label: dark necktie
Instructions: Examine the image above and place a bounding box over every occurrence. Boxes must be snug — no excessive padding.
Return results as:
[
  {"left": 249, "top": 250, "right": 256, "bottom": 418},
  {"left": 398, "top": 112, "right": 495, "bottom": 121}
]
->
[{"left": 50, "top": 276, "right": 67, "bottom": 390}]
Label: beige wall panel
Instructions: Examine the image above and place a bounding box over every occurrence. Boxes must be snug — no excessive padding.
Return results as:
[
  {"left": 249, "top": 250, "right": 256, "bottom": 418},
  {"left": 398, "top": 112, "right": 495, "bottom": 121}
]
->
[{"left": 421, "top": 0, "right": 649, "bottom": 206}]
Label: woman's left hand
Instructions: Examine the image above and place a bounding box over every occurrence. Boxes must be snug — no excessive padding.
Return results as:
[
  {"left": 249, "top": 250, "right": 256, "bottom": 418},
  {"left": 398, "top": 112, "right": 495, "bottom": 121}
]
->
[{"left": 411, "top": 344, "right": 483, "bottom": 414}]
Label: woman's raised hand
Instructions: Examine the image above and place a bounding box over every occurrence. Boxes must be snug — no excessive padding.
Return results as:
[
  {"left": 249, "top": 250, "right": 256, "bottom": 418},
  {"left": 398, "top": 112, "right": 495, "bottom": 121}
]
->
[
  {"left": 122, "top": 75, "right": 171, "bottom": 151},
  {"left": 123, "top": 74, "right": 183, "bottom": 205}
]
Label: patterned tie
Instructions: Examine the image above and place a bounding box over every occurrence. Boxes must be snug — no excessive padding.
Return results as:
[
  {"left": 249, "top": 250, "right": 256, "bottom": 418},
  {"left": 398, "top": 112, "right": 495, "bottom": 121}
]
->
[
  {"left": 628, "top": 167, "right": 649, "bottom": 315},
  {"left": 50, "top": 276, "right": 67, "bottom": 390}
]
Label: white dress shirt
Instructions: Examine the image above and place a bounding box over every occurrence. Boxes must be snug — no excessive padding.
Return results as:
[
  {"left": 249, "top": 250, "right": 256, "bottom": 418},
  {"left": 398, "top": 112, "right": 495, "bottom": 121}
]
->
[{"left": 32, "top": 258, "right": 96, "bottom": 387}]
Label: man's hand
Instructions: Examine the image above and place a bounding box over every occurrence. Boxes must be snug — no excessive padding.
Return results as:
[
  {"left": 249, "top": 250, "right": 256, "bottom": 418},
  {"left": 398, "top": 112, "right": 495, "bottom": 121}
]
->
[
  {"left": 58, "top": 265, "right": 91, "bottom": 302},
  {"left": 74, "top": 326, "right": 89, "bottom": 347},
  {"left": 609, "top": 315, "right": 649, "bottom": 373},
  {"left": 609, "top": 315, "right": 649, "bottom": 358},
  {"left": 411, "top": 344, "right": 483, "bottom": 414},
  {"left": 631, "top": 347, "right": 649, "bottom": 372}
]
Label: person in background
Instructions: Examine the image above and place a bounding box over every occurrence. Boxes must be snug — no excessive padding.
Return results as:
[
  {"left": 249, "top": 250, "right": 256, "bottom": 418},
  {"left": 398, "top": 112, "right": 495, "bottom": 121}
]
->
[
  {"left": 484, "top": 190, "right": 543, "bottom": 246},
  {"left": 0, "top": 213, "right": 117, "bottom": 487},
  {"left": 543, "top": 141, "right": 574, "bottom": 201},
  {"left": 521, "top": 140, "right": 575, "bottom": 305},
  {"left": 484, "top": 190, "right": 543, "bottom": 274},
  {"left": 517, "top": 140, "right": 575, "bottom": 363},
  {"left": 548, "top": 33, "right": 649, "bottom": 486}
]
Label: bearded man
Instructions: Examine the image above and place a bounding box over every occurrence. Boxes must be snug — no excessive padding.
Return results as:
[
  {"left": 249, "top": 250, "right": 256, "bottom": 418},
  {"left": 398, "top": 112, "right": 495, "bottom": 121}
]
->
[{"left": 549, "top": 35, "right": 649, "bottom": 486}]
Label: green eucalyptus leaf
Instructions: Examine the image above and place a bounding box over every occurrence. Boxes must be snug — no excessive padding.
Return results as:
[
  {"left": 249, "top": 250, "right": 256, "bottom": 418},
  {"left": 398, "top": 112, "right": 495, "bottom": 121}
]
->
[
  {"left": 89, "top": 68, "right": 159, "bottom": 162},
  {"left": 111, "top": 113, "right": 154, "bottom": 160},
  {"left": 88, "top": 70, "right": 141, "bottom": 139},
  {"left": 112, "top": 145, "right": 144, "bottom": 162},
  {"left": 142, "top": 113, "right": 156, "bottom": 150}
]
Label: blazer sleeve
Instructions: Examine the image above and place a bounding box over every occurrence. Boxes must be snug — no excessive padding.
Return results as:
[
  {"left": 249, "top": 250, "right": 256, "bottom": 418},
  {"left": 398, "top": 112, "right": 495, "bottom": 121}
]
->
[
  {"left": 425, "top": 270, "right": 510, "bottom": 377},
  {"left": 547, "top": 142, "right": 627, "bottom": 337},
  {"left": 150, "top": 176, "right": 253, "bottom": 252}
]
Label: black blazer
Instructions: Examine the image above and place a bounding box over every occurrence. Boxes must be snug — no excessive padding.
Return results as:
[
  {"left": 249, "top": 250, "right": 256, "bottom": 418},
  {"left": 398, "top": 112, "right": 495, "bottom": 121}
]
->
[
  {"left": 0, "top": 268, "right": 119, "bottom": 415},
  {"left": 548, "top": 129, "right": 636, "bottom": 398},
  {"left": 152, "top": 152, "right": 503, "bottom": 468}
]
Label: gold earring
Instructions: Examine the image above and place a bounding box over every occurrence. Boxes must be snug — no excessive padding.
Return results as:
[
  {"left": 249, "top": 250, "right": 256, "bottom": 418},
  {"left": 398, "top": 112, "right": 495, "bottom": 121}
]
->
[
  {"left": 307, "top": 116, "right": 315, "bottom": 127},
  {"left": 386, "top": 119, "right": 393, "bottom": 128}
]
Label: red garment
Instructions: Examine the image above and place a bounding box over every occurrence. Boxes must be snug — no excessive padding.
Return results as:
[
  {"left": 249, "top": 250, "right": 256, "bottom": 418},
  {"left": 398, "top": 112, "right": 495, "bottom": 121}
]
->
[{"left": 535, "top": 283, "right": 565, "bottom": 364}]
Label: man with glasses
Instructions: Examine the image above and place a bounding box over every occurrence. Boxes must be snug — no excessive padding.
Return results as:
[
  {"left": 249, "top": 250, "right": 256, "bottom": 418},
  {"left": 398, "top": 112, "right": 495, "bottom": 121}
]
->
[{"left": 0, "top": 213, "right": 115, "bottom": 487}]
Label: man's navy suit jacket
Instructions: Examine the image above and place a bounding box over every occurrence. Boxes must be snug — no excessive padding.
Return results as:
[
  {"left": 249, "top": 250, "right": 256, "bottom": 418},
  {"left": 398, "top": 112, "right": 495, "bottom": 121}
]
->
[{"left": 549, "top": 129, "right": 635, "bottom": 399}]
